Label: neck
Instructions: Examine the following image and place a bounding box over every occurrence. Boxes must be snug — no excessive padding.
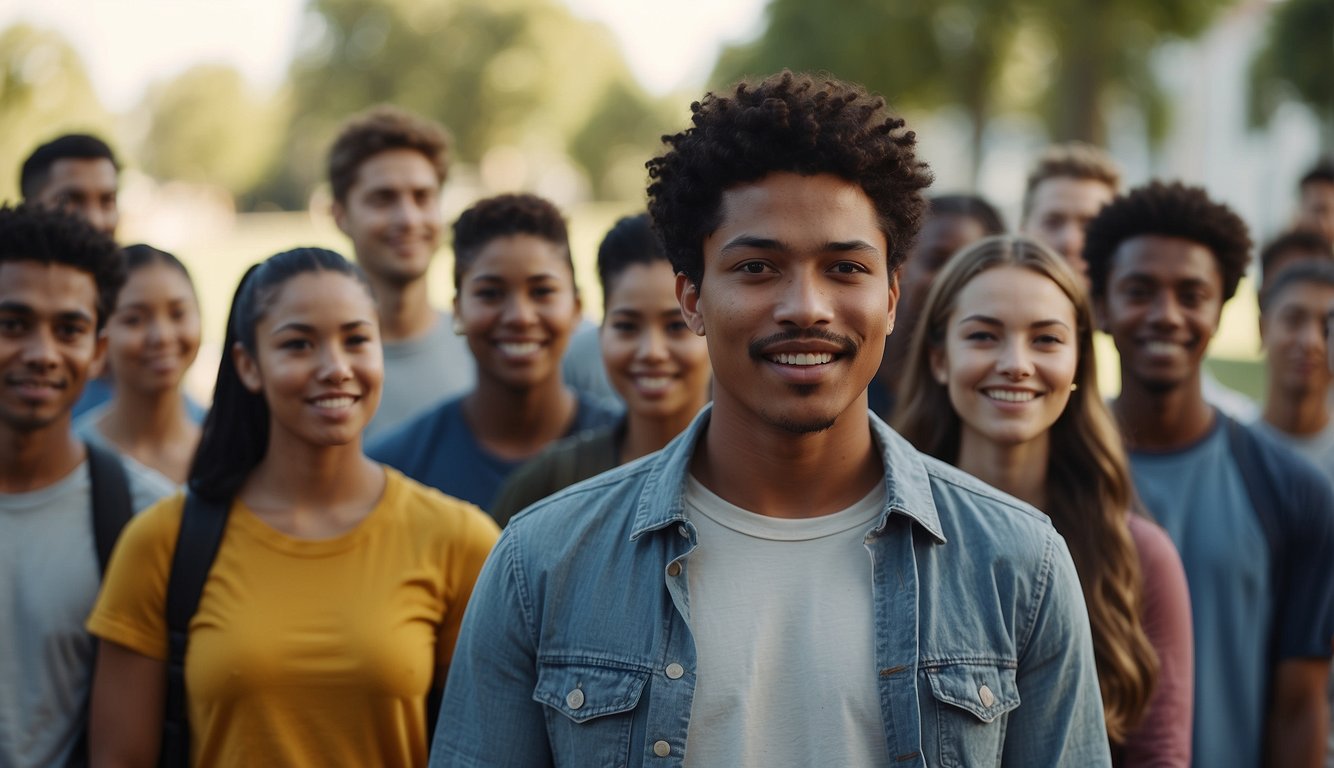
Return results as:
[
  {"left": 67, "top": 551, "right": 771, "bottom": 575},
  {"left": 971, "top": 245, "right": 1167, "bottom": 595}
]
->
[
  {"left": 464, "top": 374, "right": 577, "bottom": 460},
  {"left": 956, "top": 433, "right": 1049, "bottom": 511},
  {"left": 621, "top": 399, "right": 707, "bottom": 464},
  {"left": 0, "top": 421, "right": 84, "bottom": 492},
  {"left": 102, "top": 386, "right": 191, "bottom": 443},
  {"left": 1263, "top": 383, "right": 1330, "bottom": 437},
  {"left": 246, "top": 430, "right": 381, "bottom": 509},
  {"left": 1113, "top": 376, "right": 1215, "bottom": 451},
  {"left": 369, "top": 274, "right": 436, "bottom": 341},
  {"left": 691, "top": 395, "right": 881, "bottom": 518}
]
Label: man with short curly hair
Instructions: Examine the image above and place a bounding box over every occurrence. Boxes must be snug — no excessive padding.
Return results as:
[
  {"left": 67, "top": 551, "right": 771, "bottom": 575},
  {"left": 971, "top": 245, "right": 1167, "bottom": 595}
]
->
[
  {"left": 327, "top": 105, "right": 474, "bottom": 437},
  {"left": 1086, "top": 181, "right": 1334, "bottom": 768},
  {"left": 433, "top": 71, "right": 1109, "bottom": 768}
]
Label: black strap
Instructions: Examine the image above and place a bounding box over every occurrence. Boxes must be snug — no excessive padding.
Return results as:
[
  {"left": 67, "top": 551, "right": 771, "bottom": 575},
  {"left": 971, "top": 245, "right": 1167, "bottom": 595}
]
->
[
  {"left": 86, "top": 443, "right": 134, "bottom": 576},
  {"left": 160, "top": 491, "right": 229, "bottom": 768}
]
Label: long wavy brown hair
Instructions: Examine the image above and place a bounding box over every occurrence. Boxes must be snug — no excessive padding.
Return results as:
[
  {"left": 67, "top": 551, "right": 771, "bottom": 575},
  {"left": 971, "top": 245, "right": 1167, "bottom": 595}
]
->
[{"left": 893, "top": 235, "right": 1157, "bottom": 744}]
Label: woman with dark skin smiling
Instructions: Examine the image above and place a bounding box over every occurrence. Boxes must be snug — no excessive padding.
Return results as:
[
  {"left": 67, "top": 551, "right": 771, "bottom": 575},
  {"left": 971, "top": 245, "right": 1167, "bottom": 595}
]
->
[
  {"left": 895, "top": 235, "right": 1193, "bottom": 767},
  {"left": 86, "top": 248, "right": 498, "bottom": 767},
  {"left": 491, "top": 213, "right": 711, "bottom": 525},
  {"left": 369, "top": 194, "right": 619, "bottom": 512},
  {"left": 75, "top": 245, "right": 202, "bottom": 485}
]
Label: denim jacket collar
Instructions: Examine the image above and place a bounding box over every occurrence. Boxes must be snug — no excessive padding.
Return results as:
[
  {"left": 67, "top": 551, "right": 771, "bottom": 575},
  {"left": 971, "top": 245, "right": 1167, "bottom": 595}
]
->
[{"left": 629, "top": 404, "right": 946, "bottom": 544}]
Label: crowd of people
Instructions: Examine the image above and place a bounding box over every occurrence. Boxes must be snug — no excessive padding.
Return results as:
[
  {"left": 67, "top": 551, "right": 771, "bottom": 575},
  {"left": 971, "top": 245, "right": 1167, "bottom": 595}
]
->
[{"left": 2, "top": 69, "right": 1333, "bottom": 768}]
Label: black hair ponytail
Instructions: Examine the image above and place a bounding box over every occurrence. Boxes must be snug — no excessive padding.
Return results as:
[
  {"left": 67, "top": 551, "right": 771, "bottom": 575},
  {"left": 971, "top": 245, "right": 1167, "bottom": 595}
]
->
[{"left": 188, "top": 247, "right": 370, "bottom": 502}]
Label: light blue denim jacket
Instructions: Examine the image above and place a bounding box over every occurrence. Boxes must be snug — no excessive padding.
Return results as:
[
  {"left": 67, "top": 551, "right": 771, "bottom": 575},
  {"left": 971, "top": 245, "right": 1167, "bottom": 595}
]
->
[{"left": 433, "top": 407, "right": 1110, "bottom": 767}]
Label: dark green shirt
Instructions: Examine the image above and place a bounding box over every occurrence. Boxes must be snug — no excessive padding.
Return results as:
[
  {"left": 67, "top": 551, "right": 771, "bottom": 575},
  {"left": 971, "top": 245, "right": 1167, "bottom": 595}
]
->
[{"left": 490, "top": 422, "right": 624, "bottom": 527}]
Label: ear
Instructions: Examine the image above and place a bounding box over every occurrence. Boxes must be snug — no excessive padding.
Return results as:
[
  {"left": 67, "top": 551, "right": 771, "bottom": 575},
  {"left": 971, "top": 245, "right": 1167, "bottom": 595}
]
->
[
  {"left": 87, "top": 330, "right": 109, "bottom": 379},
  {"left": 928, "top": 344, "right": 949, "bottom": 386},
  {"left": 232, "top": 341, "right": 263, "bottom": 394},
  {"left": 886, "top": 270, "right": 901, "bottom": 337},
  {"left": 331, "top": 199, "right": 350, "bottom": 236},
  {"left": 676, "top": 273, "right": 706, "bottom": 336}
]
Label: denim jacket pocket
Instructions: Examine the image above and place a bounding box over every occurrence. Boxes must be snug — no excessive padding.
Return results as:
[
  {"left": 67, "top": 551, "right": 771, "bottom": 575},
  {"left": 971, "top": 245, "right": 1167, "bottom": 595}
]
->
[
  {"left": 534, "top": 658, "right": 651, "bottom": 766},
  {"left": 921, "top": 662, "right": 1021, "bottom": 768}
]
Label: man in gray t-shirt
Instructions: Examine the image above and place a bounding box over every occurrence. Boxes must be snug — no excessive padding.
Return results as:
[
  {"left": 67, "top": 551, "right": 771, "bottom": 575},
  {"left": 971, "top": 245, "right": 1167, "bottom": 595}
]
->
[
  {"left": 0, "top": 205, "right": 174, "bottom": 766},
  {"left": 328, "top": 107, "right": 474, "bottom": 438}
]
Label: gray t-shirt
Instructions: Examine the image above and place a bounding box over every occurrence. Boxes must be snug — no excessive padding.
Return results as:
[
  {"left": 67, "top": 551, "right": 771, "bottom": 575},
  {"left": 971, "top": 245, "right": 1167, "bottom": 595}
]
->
[
  {"left": 365, "top": 311, "right": 476, "bottom": 440},
  {"left": 0, "top": 458, "right": 173, "bottom": 767}
]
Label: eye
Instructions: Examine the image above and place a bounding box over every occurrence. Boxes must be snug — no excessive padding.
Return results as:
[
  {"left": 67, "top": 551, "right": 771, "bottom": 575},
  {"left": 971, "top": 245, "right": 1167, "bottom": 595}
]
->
[
  {"left": 56, "top": 322, "right": 88, "bottom": 341},
  {"left": 738, "top": 261, "right": 770, "bottom": 275},
  {"left": 609, "top": 320, "right": 638, "bottom": 334},
  {"left": 472, "top": 287, "right": 503, "bottom": 301},
  {"left": 831, "top": 262, "right": 866, "bottom": 275},
  {"left": 280, "top": 338, "right": 311, "bottom": 351},
  {"left": 0, "top": 317, "right": 24, "bottom": 334},
  {"left": 1033, "top": 334, "right": 1065, "bottom": 347},
  {"left": 667, "top": 319, "right": 691, "bottom": 334},
  {"left": 964, "top": 330, "right": 997, "bottom": 343},
  {"left": 346, "top": 334, "right": 373, "bottom": 347}
]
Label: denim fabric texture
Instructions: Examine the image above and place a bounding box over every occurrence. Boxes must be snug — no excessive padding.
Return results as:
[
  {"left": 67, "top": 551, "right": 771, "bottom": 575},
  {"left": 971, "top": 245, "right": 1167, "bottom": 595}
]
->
[{"left": 432, "top": 406, "right": 1111, "bottom": 767}]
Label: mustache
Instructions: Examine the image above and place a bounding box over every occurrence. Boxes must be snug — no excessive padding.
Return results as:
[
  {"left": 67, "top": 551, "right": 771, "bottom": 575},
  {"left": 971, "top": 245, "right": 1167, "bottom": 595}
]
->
[{"left": 748, "top": 329, "right": 858, "bottom": 360}]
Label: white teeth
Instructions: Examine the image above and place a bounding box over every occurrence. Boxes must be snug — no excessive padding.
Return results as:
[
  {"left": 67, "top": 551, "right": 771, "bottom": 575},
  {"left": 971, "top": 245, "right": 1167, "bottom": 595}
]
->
[
  {"left": 636, "top": 376, "right": 671, "bottom": 392},
  {"left": 1144, "top": 341, "right": 1178, "bottom": 355},
  {"left": 499, "top": 342, "right": 541, "bottom": 357},
  {"left": 312, "top": 396, "right": 354, "bottom": 409},
  {"left": 772, "top": 352, "right": 834, "bottom": 366},
  {"left": 983, "top": 389, "right": 1037, "bottom": 403}
]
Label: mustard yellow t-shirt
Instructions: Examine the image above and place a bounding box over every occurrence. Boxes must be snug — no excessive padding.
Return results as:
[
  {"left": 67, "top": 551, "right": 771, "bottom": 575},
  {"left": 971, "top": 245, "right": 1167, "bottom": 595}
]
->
[{"left": 87, "top": 468, "right": 500, "bottom": 768}]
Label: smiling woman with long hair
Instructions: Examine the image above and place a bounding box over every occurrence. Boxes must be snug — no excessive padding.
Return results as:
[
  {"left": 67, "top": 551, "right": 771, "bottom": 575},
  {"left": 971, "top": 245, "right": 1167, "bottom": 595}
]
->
[
  {"left": 85, "top": 248, "right": 498, "bottom": 767},
  {"left": 894, "top": 235, "right": 1194, "bottom": 766}
]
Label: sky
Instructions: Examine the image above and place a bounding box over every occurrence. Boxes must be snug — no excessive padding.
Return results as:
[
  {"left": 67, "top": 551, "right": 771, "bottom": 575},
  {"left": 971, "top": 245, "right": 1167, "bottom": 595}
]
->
[{"left": 0, "top": 0, "right": 769, "bottom": 111}]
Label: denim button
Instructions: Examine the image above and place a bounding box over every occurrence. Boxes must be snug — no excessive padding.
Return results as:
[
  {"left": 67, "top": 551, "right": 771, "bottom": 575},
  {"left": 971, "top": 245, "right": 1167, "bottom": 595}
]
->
[
  {"left": 653, "top": 740, "right": 671, "bottom": 757},
  {"left": 667, "top": 562, "right": 681, "bottom": 577},
  {"left": 566, "top": 688, "right": 585, "bottom": 709},
  {"left": 677, "top": 524, "right": 689, "bottom": 538},
  {"left": 978, "top": 684, "right": 995, "bottom": 708},
  {"left": 665, "top": 663, "right": 684, "bottom": 679}
]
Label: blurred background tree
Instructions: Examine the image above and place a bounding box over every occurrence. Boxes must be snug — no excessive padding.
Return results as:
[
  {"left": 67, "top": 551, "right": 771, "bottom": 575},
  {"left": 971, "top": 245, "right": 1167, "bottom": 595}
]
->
[
  {"left": 0, "top": 24, "right": 109, "bottom": 202},
  {"left": 1247, "top": 0, "right": 1333, "bottom": 149},
  {"left": 137, "top": 64, "right": 289, "bottom": 205}
]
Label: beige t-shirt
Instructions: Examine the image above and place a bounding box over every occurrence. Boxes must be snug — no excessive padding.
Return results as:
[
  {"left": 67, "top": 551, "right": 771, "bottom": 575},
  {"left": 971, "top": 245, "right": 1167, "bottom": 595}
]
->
[{"left": 682, "top": 476, "right": 891, "bottom": 768}]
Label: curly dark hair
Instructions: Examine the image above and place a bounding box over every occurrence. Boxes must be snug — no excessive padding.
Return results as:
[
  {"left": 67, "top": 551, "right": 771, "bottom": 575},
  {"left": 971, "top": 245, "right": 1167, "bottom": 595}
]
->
[
  {"left": 327, "top": 105, "right": 449, "bottom": 203},
  {"left": 20, "top": 134, "right": 119, "bottom": 200},
  {"left": 0, "top": 204, "right": 123, "bottom": 330},
  {"left": 646, "top": 71, "right": 933, "bottom": 287},
  {"left": 1084, "top": 181, "right": 1252, "bottom": 303},
  {"left": 451, "top": 193, "right": 575, "bottom": 291},
  {"left": 1259, "top": 229, "right": 1334, "bottom": 284}
]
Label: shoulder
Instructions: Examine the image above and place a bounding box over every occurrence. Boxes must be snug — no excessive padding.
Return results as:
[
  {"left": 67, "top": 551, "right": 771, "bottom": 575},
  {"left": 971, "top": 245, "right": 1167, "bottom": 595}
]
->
[
  {"left": 573, "top": 392, "right": 623, "bottom": 432},
  {"left": 1127, "top": 514, "right": 1186, "bottom": 581},
  {"left": 123, "top": 459, "right": 178, "bottom": 511},
  {"left": 1231, "top": 418, "right": 1334, "bottom": 511},
  {"left": 368, "top": 396, "right": 466, "bottom": 457},
  {"left": 113, "top": 491, "right": 188, "bottom": 562},
  {"left": 503, "top": 451, "right": 657, "bottom": 553}
]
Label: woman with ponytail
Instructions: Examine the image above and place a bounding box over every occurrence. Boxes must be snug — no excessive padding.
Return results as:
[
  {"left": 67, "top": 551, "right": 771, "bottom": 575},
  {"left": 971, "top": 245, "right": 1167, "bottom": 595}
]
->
[
  {"left": 894, "top": 235, "right": 1193, "bottom": 766},
  {"left": 85, "top": 248, "right": 499, "bottom": 767}
]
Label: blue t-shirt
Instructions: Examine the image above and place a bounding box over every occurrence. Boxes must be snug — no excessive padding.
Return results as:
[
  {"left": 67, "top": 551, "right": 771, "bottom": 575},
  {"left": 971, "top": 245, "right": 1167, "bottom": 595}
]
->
[
  {"left": 1130, "top": 415, "right": 1334, "bottom": 768},
  {"left": 367, "top": 392, "right": 619, "bottom": 514}
]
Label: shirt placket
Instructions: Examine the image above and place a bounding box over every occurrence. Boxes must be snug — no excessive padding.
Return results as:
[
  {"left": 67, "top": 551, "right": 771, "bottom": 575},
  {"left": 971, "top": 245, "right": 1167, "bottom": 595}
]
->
[
  {"left": 868, "top": 515, "right": 927, "bottom": 767},
  {"left": 639, "top": 523, "right": 697, "bottom": 766}
]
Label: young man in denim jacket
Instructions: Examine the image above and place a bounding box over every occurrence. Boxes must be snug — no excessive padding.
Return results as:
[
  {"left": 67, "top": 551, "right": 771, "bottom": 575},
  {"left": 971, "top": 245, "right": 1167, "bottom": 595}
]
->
[{"left": 432, "top": 71, "right": 1111, "bottom": 767}]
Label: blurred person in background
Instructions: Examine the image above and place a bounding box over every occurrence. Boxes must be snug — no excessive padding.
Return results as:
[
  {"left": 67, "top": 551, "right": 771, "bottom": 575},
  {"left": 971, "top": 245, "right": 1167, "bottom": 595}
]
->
[
  {"left": 21, "top": 133, "right": 123, "bottom": 419},
  {"left": 491, "top": 213, "right": 711, "bottom": 525},
  {"left": 369, "top": 193, "right": 619, "bottom": 512},
  {"left": 896, "top": 235, "right": 1193, "bottom": 766},
  {"left": 0, "top": 206, "right": 172, "bottom": 768},
  {"left": 328, "top": 105, "right": 475, "bottom": 438},
  {"left": 872, "top": 193, "right": 1004, "bottom": 418},
  {"left": 87, "top": 247, "right": 498, "bottom": 767},
  {"left": 1086, "top": 181, "right": 1334, "bottom": 768},
  {"left": 1296, "top": 158, "right": 1334, "bottom": 244},
  {"left": 1019, "top": 141, "right": 1119, "bottom": 289},
  {"left": 1260, "top": 229, "right": 1334, "bottom": 288},
  {"left": 75, "top": 245, "right": 203, "bottom": 486}
]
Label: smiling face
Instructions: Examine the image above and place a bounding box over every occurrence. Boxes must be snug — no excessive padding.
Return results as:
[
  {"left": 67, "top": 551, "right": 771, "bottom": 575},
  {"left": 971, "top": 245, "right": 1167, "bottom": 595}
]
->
[
  {"left": 455, "top": 234, "right": 580, "bottom": 392},
  {"left": 1098, "top": 234, "right": 1223, "bottom": 396},
  {"left": 1261, "top": 280, "right": 1334, "bottom": 400},
  {"left": 333, "top": 148, "right": 442, "bottom": 287},
  {"left": 601, "top": 260, "right": 710, "bottom": 423},
  {"left": 31, "top": 158, "right": 119, "bottom": 238},
  {"left": 931, "top": 266, "right": 1078, "bottom": 451},
  {"left": 106, "top": 263, "right": 200, "bottom": 397},
  {"left": 234, "top": 271, "right": 383, "bottom": 448},
  {"left": 0, "top": 261, "right": 104, "bottom": 433},
  {"left": 680, "top": 172, "right": 895, "bottom": 435}
]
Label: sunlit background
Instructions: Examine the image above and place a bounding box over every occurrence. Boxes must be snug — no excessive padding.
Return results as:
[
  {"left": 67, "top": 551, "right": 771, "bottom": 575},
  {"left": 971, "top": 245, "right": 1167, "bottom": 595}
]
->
[{"left": 1, "top": 0, "right": 1330, "bottom": 399}]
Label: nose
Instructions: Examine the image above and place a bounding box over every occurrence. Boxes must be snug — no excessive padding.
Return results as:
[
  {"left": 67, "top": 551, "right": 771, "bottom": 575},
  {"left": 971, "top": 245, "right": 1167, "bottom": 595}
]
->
[
  {"left": 390, "top": 196, "right": 422, "bottom": 228},
  {"left": 636, "top": 326, "right": 669, "bottom": 363},
  {"left": 21, "top": 326, "right": 60, "bottom": 372},
  {"left": 318, "top": 343, "right": 353, "bottom": 384},
  {"left": 83, "top": 202, "right": 118, "bottom": 238},
  {"left": 773, "top": 270, "right": 834, "bottom": 329},
  {"left": 1146, "top": 291, "right": 1183, "bottom": 330},
  {"left": 995, "top": 339, "right": 1034, "bottom": 380}
]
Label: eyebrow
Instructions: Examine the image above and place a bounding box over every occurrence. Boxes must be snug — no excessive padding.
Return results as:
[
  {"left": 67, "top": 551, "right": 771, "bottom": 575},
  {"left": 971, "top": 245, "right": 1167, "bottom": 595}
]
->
[
  {"left": 958, "top": 314, "right": 1072, "bottom": 330},
  {"left": 0, "top": 301, "right": 94, "bottom": 323},
  {"left": 271, "top": 319, "right": 374, "bottom": 335},
  {"left": 719, "top": 235, "right": 881, "bottom": 255},
  {"left": 469, "top": 272, "right": 564, "bottom": 283}
]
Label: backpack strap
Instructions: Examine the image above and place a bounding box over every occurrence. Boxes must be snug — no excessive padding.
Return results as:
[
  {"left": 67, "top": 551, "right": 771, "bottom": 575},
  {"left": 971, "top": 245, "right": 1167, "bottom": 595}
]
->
[
  {"left": 1223, "top": 416, "right": 1284, "bottom": 567},
  {"left": 86, "top": 443, "right": 134, "bottom": 576},
  {"left": 160, "top": 490, "right": 229, "bottom": 768}
]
